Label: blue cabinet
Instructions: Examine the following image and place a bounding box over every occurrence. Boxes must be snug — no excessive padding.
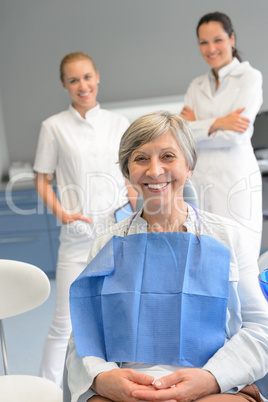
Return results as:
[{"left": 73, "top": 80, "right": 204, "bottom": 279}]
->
[{"left": 0, "top": 187, "right": 60, "bottom": 278}]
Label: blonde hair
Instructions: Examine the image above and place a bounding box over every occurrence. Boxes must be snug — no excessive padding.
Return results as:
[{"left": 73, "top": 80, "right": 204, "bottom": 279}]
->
[
  {"left": 119, "top": 111, "right": 197, "bottom": 180},
  {"left": 60, "top": 51, "right": 97, "bottom": 82}
]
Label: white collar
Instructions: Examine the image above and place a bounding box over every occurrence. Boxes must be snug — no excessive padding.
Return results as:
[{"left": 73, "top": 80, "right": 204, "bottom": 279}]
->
[
  {"left": 208, "top": 57, "right": 243, "bottom": 82},
  {"left": 128, "top": 203, "right": 200, "bottom": 237},
  {"left": 218, "top": 57, "right": 240, "bottom": 78},
  {"left": 69, "top": 103, "right": 101, "bottom": 121}
]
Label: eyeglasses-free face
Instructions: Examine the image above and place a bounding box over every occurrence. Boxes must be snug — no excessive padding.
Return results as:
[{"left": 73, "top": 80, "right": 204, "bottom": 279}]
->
[
  {"left": 62, "top": 59, "right": 99, "bottom": 118},
  {"left": 198, "top": 21, "right": 235, "bottom": 75},
  {"left": 128, "top": 131, "right": 191, "bottom": 216}
]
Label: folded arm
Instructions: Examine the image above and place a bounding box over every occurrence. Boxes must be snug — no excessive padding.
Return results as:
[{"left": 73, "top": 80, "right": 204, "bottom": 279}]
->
[{"left": 182, "top": 70, "right": 263, "bottom": 148}]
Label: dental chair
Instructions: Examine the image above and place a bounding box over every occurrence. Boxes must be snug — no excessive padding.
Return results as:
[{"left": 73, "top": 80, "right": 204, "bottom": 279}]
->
[
  {"left": 258, "top": 250, "right": 268, "bottom": 273},
  {"left": 0, "top": 259, "right": 63, "bottom": 402},
  {"left": 255, "top": 251, "right": 268, "bottom": 397}
]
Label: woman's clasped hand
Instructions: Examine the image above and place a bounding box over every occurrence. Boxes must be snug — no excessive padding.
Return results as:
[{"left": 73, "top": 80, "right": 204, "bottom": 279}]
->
[{"left": 92, "top": 368, "right": 220, "bottom": 402}]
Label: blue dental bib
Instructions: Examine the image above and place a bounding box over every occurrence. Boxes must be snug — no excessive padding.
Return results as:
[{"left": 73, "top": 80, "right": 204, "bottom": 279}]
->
[{"left": 70, "top": 231, "right": 230, "bottom": 367}]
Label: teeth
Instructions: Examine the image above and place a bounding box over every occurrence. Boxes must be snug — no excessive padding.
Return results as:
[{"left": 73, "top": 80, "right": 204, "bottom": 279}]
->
[
  {"left": 147, "top": 183, "right": 167, "bottom": 189},
  {"left": 79, "top": 93, "right": 90, "bottom": 97}
]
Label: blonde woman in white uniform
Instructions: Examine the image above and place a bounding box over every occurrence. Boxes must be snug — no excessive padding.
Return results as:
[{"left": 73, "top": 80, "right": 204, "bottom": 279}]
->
[
  {"left": 33, "top": 52, "right": 132, "bottom": 386},
  {"left": 181, "top": 12, "right": 263, "bottom": 260}
]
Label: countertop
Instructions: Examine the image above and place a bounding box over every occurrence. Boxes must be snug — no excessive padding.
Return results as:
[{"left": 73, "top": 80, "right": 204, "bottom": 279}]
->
[{"left": 0, "top": 178, "right": 36, "bottom": 193}]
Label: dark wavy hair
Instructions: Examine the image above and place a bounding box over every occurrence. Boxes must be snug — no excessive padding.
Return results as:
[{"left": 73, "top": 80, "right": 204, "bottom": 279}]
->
[{"left": 196, "top": 11, "right": 242, "bottom": 62}]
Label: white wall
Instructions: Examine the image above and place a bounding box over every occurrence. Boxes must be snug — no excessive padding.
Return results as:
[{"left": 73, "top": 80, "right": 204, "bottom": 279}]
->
[
  {"left": 0, "top": 91, "right": 9, "bottom": 180},
  {"left": 0, "top": 0, "right": 268, "bottom": 175}
]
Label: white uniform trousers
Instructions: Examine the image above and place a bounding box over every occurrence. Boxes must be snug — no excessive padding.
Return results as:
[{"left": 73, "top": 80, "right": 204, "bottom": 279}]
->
[{"left": 40, "top": 227, "right": 93, "bottom": 386}]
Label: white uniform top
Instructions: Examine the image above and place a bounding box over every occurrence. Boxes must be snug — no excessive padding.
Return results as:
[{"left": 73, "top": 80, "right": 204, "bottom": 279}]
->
[
  {"left": 33, "top": 104, "right": 129, "bottom": 261},
  {"left": 184, "top": 58, "right": 263, "bottom": 253},
  {"left": 65, "top": 206, "right": 268, "bottom": 402}
]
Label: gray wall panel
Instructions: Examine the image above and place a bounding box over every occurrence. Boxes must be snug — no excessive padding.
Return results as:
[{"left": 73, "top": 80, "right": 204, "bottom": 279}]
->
[{"left": 0, "top": 0, "right": 267, "bottom": 172}]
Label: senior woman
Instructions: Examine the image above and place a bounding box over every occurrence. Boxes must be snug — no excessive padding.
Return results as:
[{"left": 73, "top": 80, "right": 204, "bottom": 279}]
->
[{"left": 65, "top": 111, "right": 268, "bottom": 402}]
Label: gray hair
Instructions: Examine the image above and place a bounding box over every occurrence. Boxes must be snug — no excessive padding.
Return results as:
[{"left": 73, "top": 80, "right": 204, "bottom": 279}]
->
[{"left": 119, "top": 111, "right": 197, "bottom": 179}]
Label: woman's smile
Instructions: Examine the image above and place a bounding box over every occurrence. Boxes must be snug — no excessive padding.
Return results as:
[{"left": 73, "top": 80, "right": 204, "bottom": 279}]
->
[
  {"left": 78, "top": 91, "right": 91, "bottom": 98},
  {"left": 145, "top": 182, "right": 169, "bottom": 191}
]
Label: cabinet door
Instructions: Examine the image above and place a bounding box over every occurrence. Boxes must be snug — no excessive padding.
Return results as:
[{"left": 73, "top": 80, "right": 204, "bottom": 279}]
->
[
  {"left": 0, "top": 189, "right": 48, "bottom": 233},
  {"left": 0, "top": 231, "right": 55, "bottom": 277},
  {"left": 0, "top": 188, "right": 56, "bottom": 278}
]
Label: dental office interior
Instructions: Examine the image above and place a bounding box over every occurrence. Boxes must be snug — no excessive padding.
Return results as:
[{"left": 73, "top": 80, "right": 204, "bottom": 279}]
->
[{"left": 0, "top": 0, "right": 268, "bottom": 382}]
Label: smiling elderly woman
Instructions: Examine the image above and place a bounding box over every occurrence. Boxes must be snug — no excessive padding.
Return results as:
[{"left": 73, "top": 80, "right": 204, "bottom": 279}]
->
[{"left": 65, "top": 111, "right": 268, "bottom": 402}]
